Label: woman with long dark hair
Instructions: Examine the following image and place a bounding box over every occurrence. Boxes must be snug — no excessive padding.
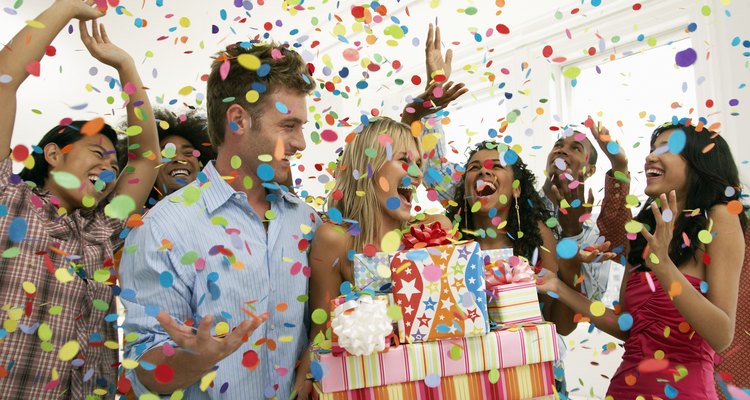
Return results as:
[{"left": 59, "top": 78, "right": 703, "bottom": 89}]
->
[{"left": 537, "top": 121, "right": 746, "bottom": 398}]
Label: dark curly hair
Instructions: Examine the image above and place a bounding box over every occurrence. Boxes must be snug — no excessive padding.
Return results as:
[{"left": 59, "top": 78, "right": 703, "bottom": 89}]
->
[
  {"left": 628, "top": 121, "right": 748, "bottom": 271},
  {"left": 446, "top": 141, "right": 551, "bottom": 260},
  {"left": 153, "top": 108, "right": 216, "bottom": 165}
]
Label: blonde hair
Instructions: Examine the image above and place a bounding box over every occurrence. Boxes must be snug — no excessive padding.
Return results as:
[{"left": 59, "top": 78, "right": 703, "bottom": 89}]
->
[{"left": 326, "top": 117, "right": 422, "bottom": 253}]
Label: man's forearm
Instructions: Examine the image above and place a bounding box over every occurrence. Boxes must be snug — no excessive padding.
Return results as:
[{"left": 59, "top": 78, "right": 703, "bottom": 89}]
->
[{"left": 135, "top": 345, "right": 217, "bottom": 394}]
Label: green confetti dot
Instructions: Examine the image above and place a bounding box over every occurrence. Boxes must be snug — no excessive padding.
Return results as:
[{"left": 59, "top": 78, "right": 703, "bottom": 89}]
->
[
  {"left": 646, "top": 36, "right": 657, "bottom": 47},
  {"left": 311, "top": 308, "right": 328, "bottom": 325},
  {"left": 265, "top": 210, "right": 277, "bottom": 220},
  {"left": 2, "top": 247, "right": 20, "bottom": 258},
  {"left": 231, "top": 155, "right": 242, "bottom": 169},
  {"left": 183, "top": 186, "right": 201, "bottom": 206},
  {"left": 407, "top": 164, "right": 420, "bottom": 177},
  {"left": 50, "top": 171, "right": 81, "bottom": 189},
  {"left": 93, "top": 269, "right": 111, "bottom": 283},
  {"left": 181, "top": 251, "right": 199, "bottom": 265},
  {"left": 258, "top": 154, "right": 273, "bottom": 162},
  {"left": 124, "top": 332, "right": 140, "bottom": 343},
  {"left": 125, "top": 244, "right": 139, "bottom": 254},
  {"left": 92, "top": 299, "right": 109, "bottom": 311},
  {"left": 364, "top": 148, "right": 377, "bottom": 158},
  {"left": 40, "top": 341, "right": 54, "bottom": 352},
  {"left": 488, "top": 369, "right": 500, "bottom": 384},
  {"left": 614, "top": 170, "right": 630, "bottom": 183},
  {"left": 701, "top": 5, "right": 711, "bottom": 16},
  {"left": 243, "top": 176, "right": 253, "bottom": 190},
  {"left": 211, "top": 216, "right": 229, "bottom": 227},
  {"left": 698, "top": 230, "right": 713, "bottom": 244},
  {"left": 649, "top": 252, "right": 660, "bottom": 264},
  {"left": 48, "top": 305, "right": 63, "bottom": 315},
  {"left": 625, "top": 194, "right": 640, "bottom": 207},
  {"left": 38, "top": 323, "right": 52, "bottom": 341},
  {"left": 449, "top": 345, "right": 463, "bottom": 360},
  {"left": 386, "top": 305, "right": 403, "bottom": 321},
  {"left": 470, "top": 201, "right": 482, "bottom": 213},
  {"left": 125, "top": 125, "right": 143, "bottom": 137},
  {"left": 464, "top": 6, "right": 478, "bottom": 15},
  {"left": 545, "top": 217, "right": 559, "bottom": 228},
  {"left": 104, "top": 195, "right": 136, "bottom": 220},
  {"left": 82, "top": 195, "right": 96, "bottom": 208},
  {"left": 297, "top": 294, "right": 309, "bottom": 303},
  {"left": 562, "top": 66, "right": 581, "bottom": 80}
]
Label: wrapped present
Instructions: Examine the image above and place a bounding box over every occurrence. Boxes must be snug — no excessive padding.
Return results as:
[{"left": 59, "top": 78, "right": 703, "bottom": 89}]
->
[
  {"left": 312, "top": 361, "right": 556, "bottom": 400},
  {"left": 313, "top": 323, "right": 558, "bottom": 392},
  {"left": 479, "top": 248, "right": 514, "bottom": 269},
  {"left": 484, "top": 254, "right": 544, "bottom": 326},
  {"left": 390, "top": 225, "right": 488, "bottom": 343},
  {"left": 353, "top": 252, "right": 393, "bottom": 293}
]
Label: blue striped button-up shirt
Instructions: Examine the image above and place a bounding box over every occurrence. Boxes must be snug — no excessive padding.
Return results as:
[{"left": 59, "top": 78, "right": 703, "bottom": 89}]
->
[{"left": 120, "top": 161, "right": 320, "bottom": 399}]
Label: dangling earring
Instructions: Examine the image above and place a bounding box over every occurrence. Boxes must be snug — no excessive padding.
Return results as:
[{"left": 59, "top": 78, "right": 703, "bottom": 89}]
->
[{"left": 515, "top": 195, "right": 523, "bottom": 239}]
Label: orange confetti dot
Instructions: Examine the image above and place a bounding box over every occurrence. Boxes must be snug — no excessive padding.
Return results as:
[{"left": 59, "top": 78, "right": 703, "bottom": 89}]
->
[
  {"left": 668, "top": 281, "right": 683, "bottom": 298},
  {"left": 276, "top": 303, "right": 288, "bottom": 312},
  {"left": 727, "top": 200, "right": 743, "bottom": 215},
  {"left": 702, "top": 143, "right": 715, "bottom": 153},
  {"left": 624, "top": 374, "right": 637, "bottom": 386},
  {"left": 81, "top": 117, "right": 105, "bottom": 136},
  {"left": 678, "top": 321, "right": 691, "bottom": 333},
  {"left": 378, "top": 176, "right": 390, "bottom": 192}
]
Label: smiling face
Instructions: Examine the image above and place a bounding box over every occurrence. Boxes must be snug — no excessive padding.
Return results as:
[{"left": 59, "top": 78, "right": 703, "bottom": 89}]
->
[
  {"left": 545, "top": 133, "right": 596, "bottom": 183},
  {"left": 464, "top": 149, "right": 517, "bottom": 215},
  {"left": 374, "top": 138, "right": 423, "bottom": 224},
  {"left": 155, "top": 135, "right": 201, "bottom": 195},
  {"left": 235, "top": 88, "right": 308, "bottom": 184},
  {"left": 644, "top": 128, "right": 689, "bottom": 199},
  {"left": 43, "top": 133, "right": 120, "bottom": 210}
]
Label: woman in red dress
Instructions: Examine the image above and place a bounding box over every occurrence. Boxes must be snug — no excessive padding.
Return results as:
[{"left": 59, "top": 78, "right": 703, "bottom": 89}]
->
[{"left": 537, "top": 121, "right": 746, "bottom": 399}]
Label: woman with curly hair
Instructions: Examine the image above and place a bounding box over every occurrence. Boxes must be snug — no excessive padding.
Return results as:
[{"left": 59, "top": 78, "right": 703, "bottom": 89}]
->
[
  {"left": 537, "top": 121, "right": 746, "bottom": 399},
  {"left": 446, "top": 140, "right": 583, "bottom": 335}
]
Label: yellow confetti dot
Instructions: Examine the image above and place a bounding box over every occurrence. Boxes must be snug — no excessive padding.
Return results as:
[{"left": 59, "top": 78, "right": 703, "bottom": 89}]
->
[
  {"left": 590, "top": 301, "right": 606, "bottom": 317},
  {"left": 179, "top": 16, "right": 191, "bottom": 28},
  {"left": 471, "top": 201, "right": 482, "bottom": 213},
  {"left": 25, "top": 19, "right": 45, "bottom": 29},
  {"left": 104, "top": 341, "right": 119, "bottom": 350},
  {"left": 230, "top": 155, "right": 242, "bottom": 169},
  {"left": 55, "top": 268, "right": 75, "bottom": 283},
  {"left": 22, "top": 281, "right": 36, "bottom": 294},
  {"left": 178, "top": 86, "right": 194, "bottom": 96},
  {"left": 58, "top": 340, "right": 80, "bottom": 361},
  {"left": 625, "top": 220, "right": 643, "bottom": 234},
  {"left": 654, "top": 350, "right": 665, "bottom": 359},
  {"left": 278, "top": 335, "right": 293, "bottom": 343},
  {"left": 264, "top": 210, "right": 277, "bottom": 220},
  {"left": 386, "top": 305, "right": 403, "bottom": 321},
  {"left": 649, "top": 253, "right": 660, "bottom": 265},
  {"left": 377, "top": 264, "right": 391, "bottom": 279},
  {"left": 237, "top": 54, "right": 261, "bottom": 70},
  {"left": 488, "top": 369, "right": 500, "bottom": 384},
  {"left": 199, "top": 371, "right": 217, "bottom": 392},
  {"left": 300, "top": 224, "right": 312, "bottom": 235},
  {"left": 697, "top": 230, "right": 713, "bottom": 244},
  {"left": 381, "top": 229, "right": 402, "bottom": 253},
  {"left": 215, "top": 322, "right": 230, "bottom": 336},
  {"left": 121, "top": 358, "right": 140, "bottom": 369},
  {"left": 625, "top": 194, "right": 640, "bottom": 207},
  {"left": 38, "top": 323, "right": 52, "bottom": 341},
  {"left": 245, "top": 90, "right": 260, "bottom": 103}
]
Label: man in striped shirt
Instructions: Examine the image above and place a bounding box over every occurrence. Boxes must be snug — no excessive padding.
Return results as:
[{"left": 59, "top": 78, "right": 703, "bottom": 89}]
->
[{"left": 120, "top": 41, "right": 320, "bottom": 399}]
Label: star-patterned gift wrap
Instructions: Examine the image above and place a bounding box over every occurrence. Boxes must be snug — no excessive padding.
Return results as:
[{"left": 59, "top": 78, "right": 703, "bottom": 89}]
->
[
  {"left": 312, "top": 323, "right": 559, "bottom": 394},
  {"left": 353, "top": 252, "right": 393, "bottom": 293},
  {"left": 390, "top": 241, "right": 488, "bottom": 343}
]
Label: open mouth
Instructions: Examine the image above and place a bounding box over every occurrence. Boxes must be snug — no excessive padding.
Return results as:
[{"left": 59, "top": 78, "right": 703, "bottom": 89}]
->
[
  {"left": 645, "top": 168, "right": 664, "bottom": 178},
  {"left": 475, "top": 179, "right": 497, "bottom": 198},
  {"left": 169, "top": 168, "right": 191, "bottom": 178},
  {"left": 397, "top": 186, "right": 413, "bottom": 205}
]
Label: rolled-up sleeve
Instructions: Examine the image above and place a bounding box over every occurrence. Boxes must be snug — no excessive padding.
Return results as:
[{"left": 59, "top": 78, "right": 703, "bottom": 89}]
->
[{"left": 119, "top": 219, "right": 196, "bottom": 396}]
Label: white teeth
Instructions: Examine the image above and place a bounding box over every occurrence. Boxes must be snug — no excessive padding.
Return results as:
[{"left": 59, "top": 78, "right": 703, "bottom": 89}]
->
[
  {"left": 475, "top": 179, "right": 496, "bottom": 191},
  {"left": 645, "top": 168, "right": 664, "bottom": 177},
  {"left": 169, "top": 169, "right": 190, "bottom": 177}
]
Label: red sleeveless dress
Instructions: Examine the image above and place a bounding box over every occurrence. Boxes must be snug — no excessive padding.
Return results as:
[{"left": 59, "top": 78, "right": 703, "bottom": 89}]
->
[{"left": 607, "top": 271, "right": 718, "bottom": 399}]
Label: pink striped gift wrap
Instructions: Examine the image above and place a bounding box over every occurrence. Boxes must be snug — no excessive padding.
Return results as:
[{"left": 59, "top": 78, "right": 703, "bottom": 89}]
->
[
  {"left": 312, "top": 323, "right": 558, "bottom": 393},
  {"left": 311, "top": 361, "right": 556, "bottom": 400}
]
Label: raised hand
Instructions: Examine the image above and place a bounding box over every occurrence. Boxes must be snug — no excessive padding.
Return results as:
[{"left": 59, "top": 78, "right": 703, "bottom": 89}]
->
[
  {"left": 425, "top": 23, "right": 453, "bottom": 86},
  {"left": 640, "top": 190, "right": 678, "bottom": 271},
  {"left": 155, "top": 311, "right": 268, "bottom": 371},
  {"left": 549, "top": 175, "right": 594, "bottom": 237},
  {"left": 578, "top": 240, "right": 617, "bottom": 264},
  {"left": 401, "top": 81, "right": 468, "bottom": 125},
  {"left": 79, "top": 20, "right": 132, "bottom": 70},
  {"left": 535, "top": 268, "right": 561, "bottom": 296},
  {"left": 586, "top": 117, "right": 628, "bottom": 173}
]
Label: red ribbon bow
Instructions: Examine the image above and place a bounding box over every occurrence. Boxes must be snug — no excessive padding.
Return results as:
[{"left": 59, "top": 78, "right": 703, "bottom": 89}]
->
[{"left": 401, "top": 222, "right": 452, "bottom": 249}]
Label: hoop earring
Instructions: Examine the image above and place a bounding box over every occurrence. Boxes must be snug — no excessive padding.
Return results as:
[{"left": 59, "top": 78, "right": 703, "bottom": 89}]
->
[{"left": 515, "top": 196, "right": 524, "bottom": 239}]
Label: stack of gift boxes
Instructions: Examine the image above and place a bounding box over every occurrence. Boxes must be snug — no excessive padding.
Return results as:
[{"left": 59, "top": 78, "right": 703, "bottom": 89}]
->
[{"left": 311, "top": 225, "right": 559, "bottom": 400}]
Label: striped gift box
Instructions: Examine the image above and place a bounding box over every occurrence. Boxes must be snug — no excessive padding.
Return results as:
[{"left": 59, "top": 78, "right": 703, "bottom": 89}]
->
[
  {"left": 488, "top": 281, "right": 544, "bottom": 326},
  {"left": 312, "top": 361, "right": 556, "bottom": 400},
  {"left": 314, "top": 323, "right": 558, "bottom": 392}
]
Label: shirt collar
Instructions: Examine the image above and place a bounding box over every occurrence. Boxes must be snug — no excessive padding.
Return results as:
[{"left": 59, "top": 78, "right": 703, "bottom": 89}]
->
[{"left": 201, "top": 161, "right": 299, "bottom": 214}]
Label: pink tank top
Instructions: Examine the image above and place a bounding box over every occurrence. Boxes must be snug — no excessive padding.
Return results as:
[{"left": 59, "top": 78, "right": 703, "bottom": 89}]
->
[{"left": 608, "top": 271, "right": 718, "bottom": 399}]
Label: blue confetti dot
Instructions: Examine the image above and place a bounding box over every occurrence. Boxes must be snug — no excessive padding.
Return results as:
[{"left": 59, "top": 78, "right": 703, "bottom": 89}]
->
[
  {"left": 263, "top": 384, "right": 276, "bottom": 398},
  {"left": 99, "top": 169, "right": 117, "bottom": 183},
  {"left": 503, "top": 149, "right": 519, "bottom": 165},
  {"left": 591, "top": 0, "right": 602, "bottom": 6},
  {"left": 700, "top": 280, "right": 709, "bottom": 293},
  {"left": 340, "top": 281, "right": 352, "bottom": 296},
  {"left": 328, "top": 207, "right": 343, "bottom": 224},
  {"left": 8, "top": 217, "right": 27, "bottom": 243},
  {"left": 228, "top": 121, "right": 240, "bottom": 132},
  {"left": 556, "top": 238, "right": 578, "bottom": 259},
  {"left": 570, "top": 199, "right": 581, "bottom": 208},
  {"left": 687, "top": 22, "right": 698, "bottom": 32},
  {"left": 0, "top": 204, "right": 7, "bottom": 217},
  {"left": 159, "top": 271, "right": 173, "bottom": 288},
  {"left": 311, "top": 360, "right": 324, "bottom": 380},
  {"left": 0, "top": 329, "right": 7, "bottom": 340},
  {"left": 275, "top": 101, "right": 289, "bottom": 114},
  {"left": 667, "top": 129, "right": 686, "bottom": 154},
  {"left": 257, "top": 64, "right": 271, "bottom": 78},
  {"left": 618, "top": 312, "right": 633, "bottom": 331},
  {"left": 386, "top": 196, "right": 401, "bottom": 210},
  {"left": 120, "top": 288, "right": 136, "bottom": 302},
  {"left": 606, "top": 141, "right": 620, "bottom": 155},
  {"left": 145, "top": 304, "right": 160, "bottom": 317},
  {"left": 257, "top": 164, "right": 275, "bottom": 181},
  {"left": 207, "top": 272, "right": 219, "bottom": 283},
  {"left": 547, "top": 291, "right": 560, "bottom": 299},
  {"left": 664, "top": 384, "right": 679, "bottom": 399},
  {"left": 356, "top": 80, "right": 368, "bottom": 89}
]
